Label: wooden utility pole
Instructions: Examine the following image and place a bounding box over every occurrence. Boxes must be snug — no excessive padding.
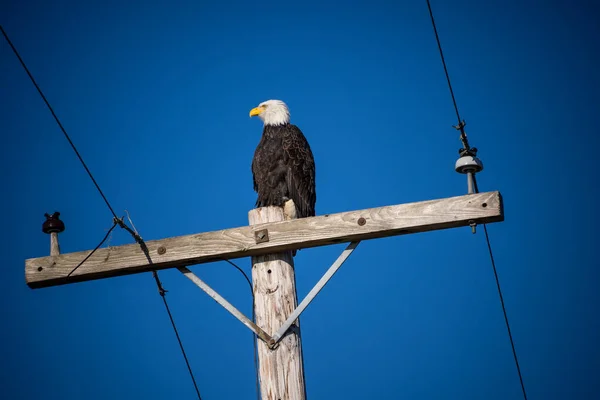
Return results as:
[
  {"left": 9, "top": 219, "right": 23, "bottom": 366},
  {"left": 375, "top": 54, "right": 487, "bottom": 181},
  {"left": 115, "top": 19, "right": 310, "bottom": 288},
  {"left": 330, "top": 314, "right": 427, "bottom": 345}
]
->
[
  {"left": 24, "top": 191, "right": 504, "bottom": 399},
  {"left": 250, "top": 207, "right": 306, "bottom": 400}
]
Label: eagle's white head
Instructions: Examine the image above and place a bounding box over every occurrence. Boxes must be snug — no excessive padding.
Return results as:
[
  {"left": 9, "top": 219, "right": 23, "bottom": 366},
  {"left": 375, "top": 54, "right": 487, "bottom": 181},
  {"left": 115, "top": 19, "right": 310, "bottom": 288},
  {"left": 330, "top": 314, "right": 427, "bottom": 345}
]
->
[{"left": 249, "top": 99, "right": 290, "bottom": 126}]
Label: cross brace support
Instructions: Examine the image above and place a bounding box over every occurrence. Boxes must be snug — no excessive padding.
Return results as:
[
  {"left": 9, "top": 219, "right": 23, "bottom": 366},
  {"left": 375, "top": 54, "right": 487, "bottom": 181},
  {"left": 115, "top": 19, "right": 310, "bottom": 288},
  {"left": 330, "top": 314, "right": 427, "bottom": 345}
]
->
[
  {"left": 178, "top": 240, "right": 359, "bottom": 348},
  {"left": 178, "top": 266, "right": 275, "bottom": 347},
  {"left": 271, "top": 241, "right": 359, "bottom": 342}
]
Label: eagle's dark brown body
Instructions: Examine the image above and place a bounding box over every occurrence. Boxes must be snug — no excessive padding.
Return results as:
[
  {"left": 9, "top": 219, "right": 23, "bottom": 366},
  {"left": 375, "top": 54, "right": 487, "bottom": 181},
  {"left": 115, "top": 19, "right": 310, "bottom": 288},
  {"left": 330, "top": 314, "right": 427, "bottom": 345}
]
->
[{"left": 252, "top": 123, "right": 316, "bottom": 218}]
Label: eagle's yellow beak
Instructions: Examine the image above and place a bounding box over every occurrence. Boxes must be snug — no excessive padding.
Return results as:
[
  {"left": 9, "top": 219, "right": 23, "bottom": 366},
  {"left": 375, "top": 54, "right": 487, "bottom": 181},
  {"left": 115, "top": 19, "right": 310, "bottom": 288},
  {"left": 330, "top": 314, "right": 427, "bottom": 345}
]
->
[{"left": 249, "top": 107, "right": 263, "bottom": 117}]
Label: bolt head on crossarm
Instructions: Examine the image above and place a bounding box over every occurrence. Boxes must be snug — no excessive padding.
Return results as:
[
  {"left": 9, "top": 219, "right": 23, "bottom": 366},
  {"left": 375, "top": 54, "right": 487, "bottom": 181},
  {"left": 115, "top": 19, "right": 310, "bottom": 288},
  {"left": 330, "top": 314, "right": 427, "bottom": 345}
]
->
[
  {"left": 42, "top": 212, "right": 65, "bottom": 234},
  {"left": 455, "top": 155, "right": 484, "bottom": 174}
]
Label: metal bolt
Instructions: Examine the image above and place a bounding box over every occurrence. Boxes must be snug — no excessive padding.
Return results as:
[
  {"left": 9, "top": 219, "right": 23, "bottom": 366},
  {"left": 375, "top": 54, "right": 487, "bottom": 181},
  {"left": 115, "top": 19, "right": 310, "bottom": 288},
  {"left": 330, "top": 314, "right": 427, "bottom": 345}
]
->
[
  {"left": 37, "top": 266, "right": 43, "bottom": 272},
  {"left": 469, "top": 220, "right": 477, "bottom": 234},
  {"left": 357, "top": 217, "right": 366, "bottom": 226},
  {"left": 255, "top": 229, "right": 269, "bottom": 244},
  {"left": 157, "top": 246, "right": 166, "bottom": 255}
]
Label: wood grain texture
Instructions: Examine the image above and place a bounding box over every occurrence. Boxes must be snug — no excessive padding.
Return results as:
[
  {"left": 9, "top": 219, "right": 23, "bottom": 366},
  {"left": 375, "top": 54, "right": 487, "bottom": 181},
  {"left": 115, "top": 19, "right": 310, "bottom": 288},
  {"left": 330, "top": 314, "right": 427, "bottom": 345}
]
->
[
  {"left": 25, "top": 191, "right": 503, "bottom": 289},
  {"left": 250, "top": 207, "right": 306, "bottom": 400},
  {"left": 50, "top": 232, "right": 60, "bottom": 256}
]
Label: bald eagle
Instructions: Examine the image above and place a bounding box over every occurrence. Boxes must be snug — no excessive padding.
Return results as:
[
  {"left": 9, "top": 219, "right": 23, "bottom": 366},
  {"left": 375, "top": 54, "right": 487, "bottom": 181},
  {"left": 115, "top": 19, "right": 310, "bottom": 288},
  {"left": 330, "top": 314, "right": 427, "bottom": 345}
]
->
[{"left": 249, "top": 100, "right": 316, "bottom": 220}]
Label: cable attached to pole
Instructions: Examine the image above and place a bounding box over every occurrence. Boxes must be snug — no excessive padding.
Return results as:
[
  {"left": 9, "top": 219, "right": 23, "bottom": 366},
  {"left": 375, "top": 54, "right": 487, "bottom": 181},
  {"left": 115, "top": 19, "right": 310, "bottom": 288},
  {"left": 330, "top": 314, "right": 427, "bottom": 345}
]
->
[
  {"left": 1, "top": 24, "right": 119, "bottom": 219},
  {"left": 223, "top": 259, "right": 261, "bottom": 400},
  {"left": 424, "top": 0, "right": 474, "bottom": 156},
  {"left": 2, "top": 25, "right": 203, "bottom": 399},
  {"left": 67, "top": 220, "right": 118, "bottom": 277},
  {"left": 472, "top": 177, "right": 528, "bottom": 400},
  {"left": 425, "top": 2, "right": 528, "bottom": 399},
  {"left": 113, "top": 215, "right": 205, "bottom": 400},
  {"left": 152, "top": 270, "right": 203, "bottom": 400}
]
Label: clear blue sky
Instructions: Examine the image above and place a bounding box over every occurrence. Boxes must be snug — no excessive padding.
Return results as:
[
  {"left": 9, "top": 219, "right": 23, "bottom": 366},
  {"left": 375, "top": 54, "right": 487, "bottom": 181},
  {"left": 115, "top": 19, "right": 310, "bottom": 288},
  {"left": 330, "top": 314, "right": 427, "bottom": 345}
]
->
[{"left": 1, "top": 0, "right": 598, "bottom": 398}]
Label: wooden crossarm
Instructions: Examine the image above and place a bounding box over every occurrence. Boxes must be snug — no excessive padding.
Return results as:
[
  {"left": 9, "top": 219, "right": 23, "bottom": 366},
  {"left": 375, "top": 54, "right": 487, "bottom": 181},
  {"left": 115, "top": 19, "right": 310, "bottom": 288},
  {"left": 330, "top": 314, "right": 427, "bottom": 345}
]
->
[{"left": 25, "top": 191, "right": 503, "bottom": 289}]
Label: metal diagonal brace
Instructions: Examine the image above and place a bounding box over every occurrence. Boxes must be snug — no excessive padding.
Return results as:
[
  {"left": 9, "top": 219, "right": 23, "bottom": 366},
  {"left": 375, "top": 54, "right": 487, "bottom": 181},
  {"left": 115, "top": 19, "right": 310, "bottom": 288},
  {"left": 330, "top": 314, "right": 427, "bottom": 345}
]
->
[
  {"left": 271, "top": 241, "right": 360, "bottom": 344},
  {"left": 178, "top": 241, "right": 359, "bottom": 349},
  {"left": 178, "top": 266, "right": 275, "bottom": 348}
]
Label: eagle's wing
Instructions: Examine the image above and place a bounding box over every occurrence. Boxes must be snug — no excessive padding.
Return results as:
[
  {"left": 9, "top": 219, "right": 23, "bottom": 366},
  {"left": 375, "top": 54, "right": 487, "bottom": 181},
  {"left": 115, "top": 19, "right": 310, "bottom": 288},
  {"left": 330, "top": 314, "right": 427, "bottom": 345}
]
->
[{"left": 282, "top": 124, "right": 316, "bottom": 218}]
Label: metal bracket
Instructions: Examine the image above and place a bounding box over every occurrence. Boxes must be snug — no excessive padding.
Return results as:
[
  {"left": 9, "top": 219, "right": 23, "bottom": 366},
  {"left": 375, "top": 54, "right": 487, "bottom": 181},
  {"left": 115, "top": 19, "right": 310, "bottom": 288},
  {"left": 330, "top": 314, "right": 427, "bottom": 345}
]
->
[
  {"left": 178, "top": 241, "right": 360, "bottom": 349},
  {"left": 271, "top": 241, "right": 359, "bottom": 343},
  {"left": 254, "top": 229, "right": 269, "bottom": 244},
  {"left": 178, "top": 266, "right": 275, "bottom": 348}
]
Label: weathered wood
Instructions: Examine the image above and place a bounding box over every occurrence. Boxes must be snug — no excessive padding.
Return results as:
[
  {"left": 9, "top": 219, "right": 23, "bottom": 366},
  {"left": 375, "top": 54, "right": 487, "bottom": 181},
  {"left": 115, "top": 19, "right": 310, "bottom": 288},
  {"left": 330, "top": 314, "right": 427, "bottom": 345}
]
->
[
  {"left": 50, "top": 232, "right": 60, "bottom": 256},
  {"left": 250, "top": 207, "right": 306, "bottom": 400},
  {"left": 25, "top": 191, "right": 503, "bottom": 289},
  {"left": 272, "top": 241, "right": 359, "bottom": 344}
]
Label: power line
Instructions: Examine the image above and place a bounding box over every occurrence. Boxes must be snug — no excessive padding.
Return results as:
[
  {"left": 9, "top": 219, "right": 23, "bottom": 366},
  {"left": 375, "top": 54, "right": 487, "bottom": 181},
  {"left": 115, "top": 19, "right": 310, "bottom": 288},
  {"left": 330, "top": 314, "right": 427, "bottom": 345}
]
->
[
  {"left": 1, "top": 24, "right": 203, "bottom": 399},
  {"left": 425, "top": 0, "right": 472, "bottom": 153},
  {"left": 151, "top": 271, "right": 203, "bottom": 400},
  {"left": 1, "top": 24, "right": 119, "bottom": 220},
  {"left": 424, "top": 3, "right": 528, "bottom": 399},
  {"left": 67, "top": 220, "right": 118, "bottom": 277},
  {"left": 426, "top": 0, "right": 462, "bottom": 125},
  {"left": 473, "top": 177, "right": 528, "bottom": 400},
  {"left": 223, "top": 259, "right": 253, "bottom": 294},
  {"left": 127, "top": 219, "right": 205, "bottom": 400},
  {"left": 223, "top": 259, "right": 261, "bottom": 400}
]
